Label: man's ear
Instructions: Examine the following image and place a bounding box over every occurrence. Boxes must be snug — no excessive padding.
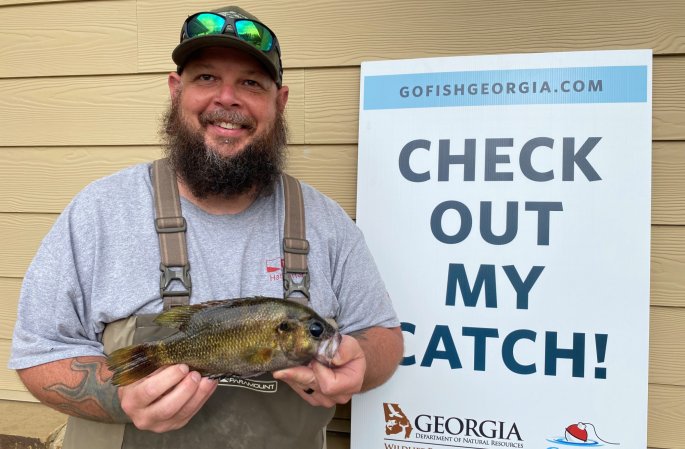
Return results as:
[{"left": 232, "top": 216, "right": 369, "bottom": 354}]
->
[
  {"left": 276, "top": 85, "right": 289, "bottom": 113},
  {"left": 168, "top": 72, "right": 182, "bottom": 98}
]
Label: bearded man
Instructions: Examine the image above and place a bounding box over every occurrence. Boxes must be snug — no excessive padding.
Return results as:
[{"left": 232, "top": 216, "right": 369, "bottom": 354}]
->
[{"left": 9, "top": 5, "right": 402, "bottom": 449}]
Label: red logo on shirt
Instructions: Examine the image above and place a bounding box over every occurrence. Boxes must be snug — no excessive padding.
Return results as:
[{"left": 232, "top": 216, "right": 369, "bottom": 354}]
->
[
  {"left": 266, "top": 257, "right": 284, "bottom": 282},
  {"left": 265, "top": 257, "right": 283, "bottom": 273}
]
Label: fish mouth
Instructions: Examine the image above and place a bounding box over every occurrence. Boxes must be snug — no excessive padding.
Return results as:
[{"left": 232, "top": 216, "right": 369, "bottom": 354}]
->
[{"left": 315, "top": 332, "right": 342, "bottom": 367}]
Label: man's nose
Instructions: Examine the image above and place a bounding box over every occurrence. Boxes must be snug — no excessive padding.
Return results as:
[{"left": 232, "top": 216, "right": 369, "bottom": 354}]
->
[{"left": 215, "top": 83, "right": 241, "bottom": 107}]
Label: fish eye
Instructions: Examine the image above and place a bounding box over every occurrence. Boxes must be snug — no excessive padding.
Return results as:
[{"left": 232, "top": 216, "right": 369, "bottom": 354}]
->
[{"left": 309, "top": 321, "right": 324, "bottom": 338}]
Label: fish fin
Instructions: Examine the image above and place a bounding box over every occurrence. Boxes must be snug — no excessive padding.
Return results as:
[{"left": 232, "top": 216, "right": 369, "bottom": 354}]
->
[
  {"left": 106, "top": 343, "right": 160, "bottom": 386},
  {"left": 153, "top": 305, "right": 207, "bottom": 330},
  {"left": 244, "top": 347, "right": 275, "bottom": 366},
  {"left": 153, "top": 298, "right": 269, "bottom": 330}
]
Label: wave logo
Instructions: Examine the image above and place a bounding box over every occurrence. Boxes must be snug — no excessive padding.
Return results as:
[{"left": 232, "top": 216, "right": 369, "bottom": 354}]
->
[
  {"left": 384, "top": 403, "right": 413, "bottom": 438},
  {"left": 547, "top": 422, "right": 619, "bottom": 447}
]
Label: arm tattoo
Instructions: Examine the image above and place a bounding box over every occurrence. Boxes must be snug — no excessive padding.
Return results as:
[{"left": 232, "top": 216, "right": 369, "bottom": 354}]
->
[{"left": 44, "top": 358, "right": 129, "bottom": 423}]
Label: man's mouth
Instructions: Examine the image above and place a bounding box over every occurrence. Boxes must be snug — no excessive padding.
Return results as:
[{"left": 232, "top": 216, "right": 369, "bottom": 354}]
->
[
  {"left": 200, "top": 110, "right": 256, "bottom": 132},
  {"left": 216, "top": 122, "right": 244, "bottom": 130}
]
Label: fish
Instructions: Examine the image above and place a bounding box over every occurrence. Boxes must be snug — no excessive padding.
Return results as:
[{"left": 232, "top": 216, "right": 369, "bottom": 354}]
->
[{"left": 106, "top": 297, "right": 341, "bottom": 386}]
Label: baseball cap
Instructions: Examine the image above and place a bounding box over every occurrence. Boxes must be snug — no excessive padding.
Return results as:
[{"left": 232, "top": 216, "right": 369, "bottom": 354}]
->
[{"left": 172, "top": 6, "right": 283, "bottom": 87}]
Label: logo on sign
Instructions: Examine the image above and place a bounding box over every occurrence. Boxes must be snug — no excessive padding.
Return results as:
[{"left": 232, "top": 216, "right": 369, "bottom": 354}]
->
[
  {"left": 384, "top": 403, "right": 413, "bottom": 438},
  {"left": 382, "top": 402, "right": 524, "bottom": 448},
  {"left": 546, "top": 421, "right": 619, "bottom": 447}
]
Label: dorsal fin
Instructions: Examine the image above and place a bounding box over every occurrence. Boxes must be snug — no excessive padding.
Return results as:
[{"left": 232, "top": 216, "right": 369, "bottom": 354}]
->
[
  {"left": 153, "top": 304, "right": 206, "bottom": 331},
  {"left": 153, "top": 297, "right": 277, "bottom": 331}
]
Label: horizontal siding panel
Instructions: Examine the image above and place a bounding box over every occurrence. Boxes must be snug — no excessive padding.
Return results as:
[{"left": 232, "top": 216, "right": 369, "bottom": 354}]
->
[
  {"left": 0, "top": 340, "right": 29, "bottom": 393},
  {"left": 0, "top": 147, "right": 163, "bottom": 213},
  {"left": 0, "top": 144, "right": 354, "bottom": 214},
  {"left": 0, "top": 75, "right": 167, "bottom": 146},
  {"left": 651, "top": 226, "right": 685, "bottom": 308},
  {"left": 0, "top": 0, "right": 66, "bottom": 5},
  {"left": 137, "top": 0, "right": 685, "bottom": 73},
  {"left": 0, "top": 390, "right": 37, "bottom": 402},
  {"left": 304, "top": 68, "right": 360, "bottom": 145},
  {"left": 650, "top": 307, "right": 685, "bottom": 386},
  {"left": 649, "top": 384, "right": 685, "bottom": 449},
  {"left": 0, "top": 69, "right": 305, "bottom": 147},
  {"left": 0, "top": 0, "right": 137, "bottom": 78},
  {"left": 305, "top": 57, "right": 685, "bottom": 144},
  {"left": 0, "top": 278, "right": 21, "bottom": 340},
  {"left": 286, "top": 145, "right": 358, "bottom": 214},
  {"left": 653, "top": 57, "right": 685, "bottom": 140},
  {"left": 653, "top": 141, "right": 685, "bottom": 225},
  {"left": 285, "top": 69, "right": 305, "bottom": 147}
]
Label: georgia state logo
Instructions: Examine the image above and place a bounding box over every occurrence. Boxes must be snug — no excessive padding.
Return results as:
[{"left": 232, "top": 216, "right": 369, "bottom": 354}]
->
[{"left": 384, "top": 403, "right": 413, "bottom": 438}]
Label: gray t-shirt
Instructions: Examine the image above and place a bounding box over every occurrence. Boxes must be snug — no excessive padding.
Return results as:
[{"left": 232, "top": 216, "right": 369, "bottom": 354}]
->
[{"left": 9, "top": 163, "right": 398, "bottom": 369}]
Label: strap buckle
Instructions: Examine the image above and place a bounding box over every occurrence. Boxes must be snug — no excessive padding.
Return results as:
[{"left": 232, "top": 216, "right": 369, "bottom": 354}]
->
[
  {"left": 155, "top": 217, "right": 187, "bottom": 234},
  {"left": 159, "top": 263, "right": 192, "bottom": 298},
  {"left": 283, "top": 237, "right": 309, "bottom": 255},
  {"left": 283, "top": 270, "right": 310, "bottom": 299}
]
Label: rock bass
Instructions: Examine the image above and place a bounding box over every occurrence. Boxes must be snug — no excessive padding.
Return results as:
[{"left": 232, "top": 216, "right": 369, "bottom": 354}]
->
[{"left": 106, "top": 297, "right": 341, "bottom": 386}]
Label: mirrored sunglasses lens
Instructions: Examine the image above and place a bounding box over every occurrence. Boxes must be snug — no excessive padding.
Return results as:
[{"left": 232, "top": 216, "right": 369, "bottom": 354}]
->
[
  {"left": 235, "top": 20, "right": 273, "bottom": 51},
  {"left": 187, "top": 13, "right": 226, "bottom": 37}
]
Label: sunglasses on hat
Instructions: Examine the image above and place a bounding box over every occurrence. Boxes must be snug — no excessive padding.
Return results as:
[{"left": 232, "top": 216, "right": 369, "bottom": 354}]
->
[{"left": 180, "top": 12, "right": 276, "bottom": 53}]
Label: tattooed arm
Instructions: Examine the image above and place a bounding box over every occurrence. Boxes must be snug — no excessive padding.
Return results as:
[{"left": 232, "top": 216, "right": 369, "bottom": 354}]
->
[
  {"left": 17, "top": 356, "right": 128, "bottom": 423},
  {"left": 18, "top": 356, "right": 218, "bottom": 432}
]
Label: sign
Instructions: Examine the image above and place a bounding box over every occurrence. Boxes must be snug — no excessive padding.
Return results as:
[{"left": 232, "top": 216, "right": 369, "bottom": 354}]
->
[{"left": 353, "top": 50, "right": 651, "bottom": 449}]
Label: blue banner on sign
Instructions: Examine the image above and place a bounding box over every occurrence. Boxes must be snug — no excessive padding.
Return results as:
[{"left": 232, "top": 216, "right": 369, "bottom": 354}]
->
[{"left": 363, "top": 66, "right": 648, "bottom": 110}]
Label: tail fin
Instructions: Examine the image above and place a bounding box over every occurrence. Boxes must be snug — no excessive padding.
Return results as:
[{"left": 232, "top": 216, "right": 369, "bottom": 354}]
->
[{"left": 106, "top": 343, "right": 160, "bottom": 386}]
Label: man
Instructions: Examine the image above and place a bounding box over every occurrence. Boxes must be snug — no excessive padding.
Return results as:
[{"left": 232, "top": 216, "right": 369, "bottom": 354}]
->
[{"left": 9, "top": 5, "right": 403, "bottom": 448}]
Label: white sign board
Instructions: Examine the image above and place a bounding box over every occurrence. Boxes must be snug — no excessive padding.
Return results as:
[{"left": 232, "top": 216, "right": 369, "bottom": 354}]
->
[{"left": 353, "top": 50, "right": 651, "bottom": 449}]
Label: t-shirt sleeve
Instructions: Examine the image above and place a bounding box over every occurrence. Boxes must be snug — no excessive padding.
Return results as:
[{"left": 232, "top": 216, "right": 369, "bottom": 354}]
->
[
  {"left": 326, "top": 202, "right": 400, "bottom": 334},
  {"left": 8, "top": 205, "right": 104, "bottom": 369}
]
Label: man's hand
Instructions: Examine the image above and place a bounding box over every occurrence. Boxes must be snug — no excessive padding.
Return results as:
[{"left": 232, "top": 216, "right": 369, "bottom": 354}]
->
[
  {"left": 273, "top": 334, "right": 366, "bottom": 408},
  {"left": 118, "top": 364, "right": 218, "bottom": 432},
  {"left": 273, "top": 326, "right": 403, "bottom": 407}
]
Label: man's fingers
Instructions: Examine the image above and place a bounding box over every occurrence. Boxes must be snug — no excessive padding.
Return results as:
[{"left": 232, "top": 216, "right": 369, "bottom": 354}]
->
[
  {"left": 125, "top": 370, "right": 218, "bottom": 432},
  {"left": 273, "top": 365, "right": 316, "bottom": 387},
  {"left": 331, "top": 335, "right": 365, "bottom": 366},
  {"left": 140, "top": 371, "right": 204, "bottom": 423},
  {"left": 172, "top": 377, "right": 218, "bottom": 423},
  {"left": 122, "top": 364, "right": 189, "bottom": 409}
]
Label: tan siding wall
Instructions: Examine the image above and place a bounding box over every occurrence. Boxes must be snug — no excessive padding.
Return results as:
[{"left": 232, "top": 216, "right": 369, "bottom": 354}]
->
[{"left": 0, "top": 1, "right": 683, "bottom": 448}]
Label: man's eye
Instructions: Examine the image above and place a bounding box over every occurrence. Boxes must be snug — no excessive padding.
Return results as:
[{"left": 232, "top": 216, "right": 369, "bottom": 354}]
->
[{"left": 198, "top": 74, "right": 215, "bottom": 81}]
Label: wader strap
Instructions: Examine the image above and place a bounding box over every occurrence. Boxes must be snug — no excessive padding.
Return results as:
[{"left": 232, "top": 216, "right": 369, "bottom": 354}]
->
[
  {"left": 152, "top": 158, "right": 191, "bottom": 310},
  {"left": 282, "top": 173, "right": 310, "bottom": 302}
]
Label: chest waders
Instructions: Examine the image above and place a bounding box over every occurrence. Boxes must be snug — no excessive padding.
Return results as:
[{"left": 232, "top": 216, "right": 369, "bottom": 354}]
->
[{"left": 63, "top": 159, "right": 335, "bottom": 449}]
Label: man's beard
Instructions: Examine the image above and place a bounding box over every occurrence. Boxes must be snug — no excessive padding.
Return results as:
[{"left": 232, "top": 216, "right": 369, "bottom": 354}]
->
[{"left": 161, "top": 97, "right": 288, "bottom": 200}]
